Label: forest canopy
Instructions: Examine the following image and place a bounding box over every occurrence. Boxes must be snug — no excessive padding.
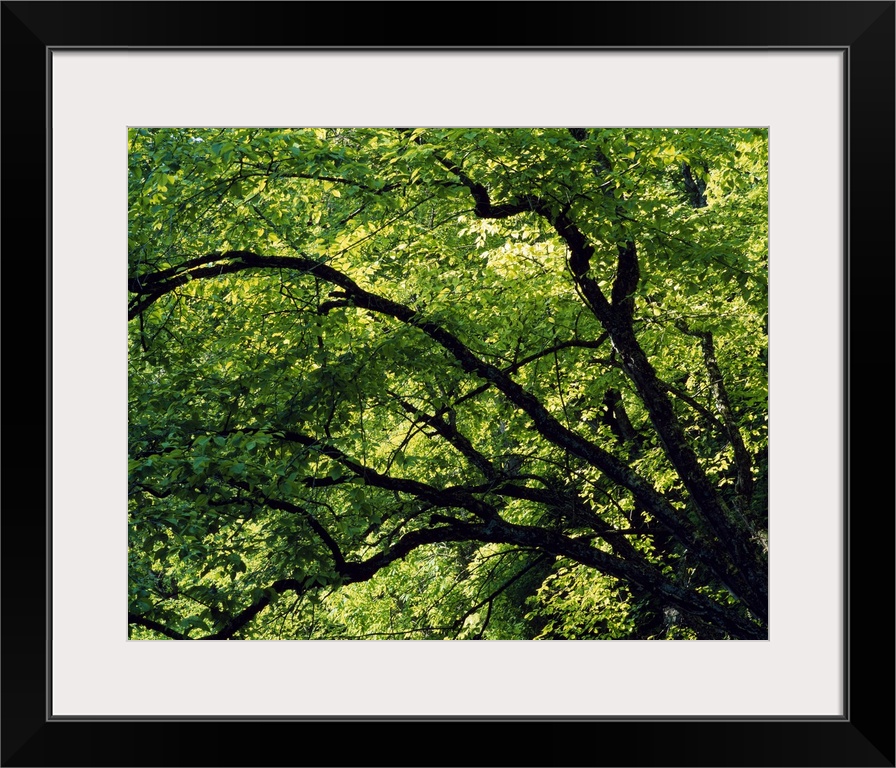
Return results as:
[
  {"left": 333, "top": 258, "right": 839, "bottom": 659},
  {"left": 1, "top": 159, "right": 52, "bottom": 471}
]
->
[{"left": 128, "top": 127, "right": 768, "bottom": 640}]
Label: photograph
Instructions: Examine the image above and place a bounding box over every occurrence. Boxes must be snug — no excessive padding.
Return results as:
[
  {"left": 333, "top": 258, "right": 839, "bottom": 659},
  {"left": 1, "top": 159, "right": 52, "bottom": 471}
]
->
[
  {"left": 2, "top": 0, "right": 891, "bottom": 763},
  {"left": 127, "top": 127, "right": 770, "bottom": 642}
]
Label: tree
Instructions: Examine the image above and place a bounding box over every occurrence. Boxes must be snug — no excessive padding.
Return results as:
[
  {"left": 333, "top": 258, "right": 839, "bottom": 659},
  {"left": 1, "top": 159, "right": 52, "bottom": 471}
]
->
[{"left": 128, "top": 127, "right": 768, "bottom": 640}]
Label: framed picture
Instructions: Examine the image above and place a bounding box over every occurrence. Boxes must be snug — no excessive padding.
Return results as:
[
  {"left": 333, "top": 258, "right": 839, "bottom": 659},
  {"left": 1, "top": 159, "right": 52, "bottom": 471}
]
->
[{"left": 4, "top": 2, "right": 892, "bottom": 765}]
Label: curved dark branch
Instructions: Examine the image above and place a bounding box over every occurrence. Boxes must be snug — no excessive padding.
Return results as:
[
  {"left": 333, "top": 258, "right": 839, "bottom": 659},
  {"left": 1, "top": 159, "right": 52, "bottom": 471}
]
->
[
  {"left": 202, "top": 578, "right": 307, "bottom": 640},
  {"left": 453, "top": 335, "right": 609, "bottom": 407},
  {"left": 222, "top": 426, "right": 501, "bottom": 522},
  {"left": 251, "top": 490, "right": 348, "bottom": 570},
  {"left": 391, "top": 394, "right": 497, "bottom": 481},
  {"left": 414, "top": 516, "right": 763, "bottom": 639},
  {"left": 611, "top": 241, "right": 640, "bottom": 321},
  {"left": 675, "top": 323, "right": 755, "bottom": 507}
]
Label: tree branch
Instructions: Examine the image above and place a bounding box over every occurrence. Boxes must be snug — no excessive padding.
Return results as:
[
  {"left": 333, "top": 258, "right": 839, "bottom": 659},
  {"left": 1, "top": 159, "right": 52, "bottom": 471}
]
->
[{"left": 675, "top": 322, "right": 755, "bottom": 508}]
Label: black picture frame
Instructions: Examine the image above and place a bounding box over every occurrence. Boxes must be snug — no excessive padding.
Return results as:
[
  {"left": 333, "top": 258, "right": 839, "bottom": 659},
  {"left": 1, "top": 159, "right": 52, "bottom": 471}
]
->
[{"left": 3, "top": 2, "right": 892, "bottom": 766}]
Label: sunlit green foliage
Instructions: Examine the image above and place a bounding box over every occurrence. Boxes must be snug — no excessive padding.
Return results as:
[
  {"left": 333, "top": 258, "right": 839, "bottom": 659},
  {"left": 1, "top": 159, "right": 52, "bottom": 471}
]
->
[{"left": 128, "top": 127, "right": 767, "bottom": 640}]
